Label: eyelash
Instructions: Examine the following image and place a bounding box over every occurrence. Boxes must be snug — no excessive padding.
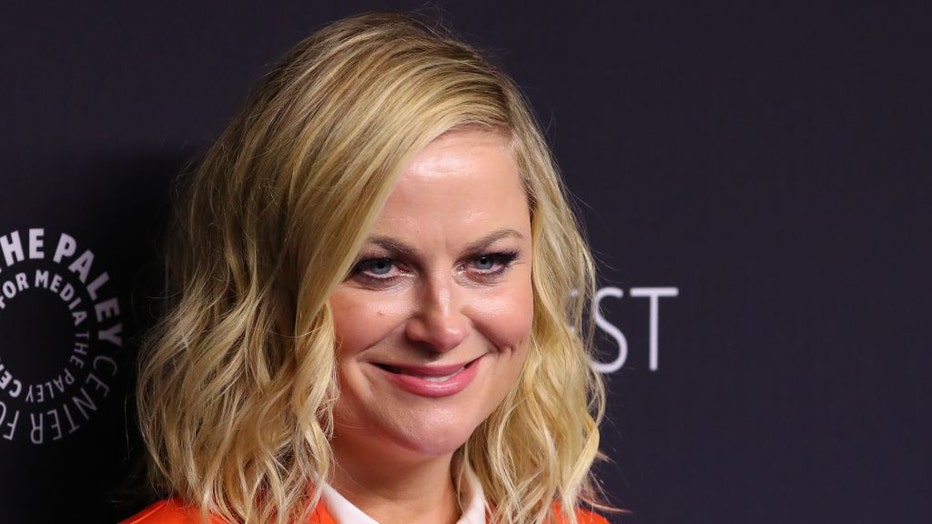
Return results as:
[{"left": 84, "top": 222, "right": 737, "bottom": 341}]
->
[{"left": 350, "top": 251, "right": 520, "bottom": 286}]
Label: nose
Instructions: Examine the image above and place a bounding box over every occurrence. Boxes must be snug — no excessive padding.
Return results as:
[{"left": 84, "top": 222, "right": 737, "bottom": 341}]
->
[{"left": 405, "top": 276, "right": 468, "bottom": 353}]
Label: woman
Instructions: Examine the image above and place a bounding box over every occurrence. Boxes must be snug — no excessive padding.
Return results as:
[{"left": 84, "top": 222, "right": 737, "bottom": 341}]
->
[{"left": 124, "top": 12, "right": 609, "bottom": 524}]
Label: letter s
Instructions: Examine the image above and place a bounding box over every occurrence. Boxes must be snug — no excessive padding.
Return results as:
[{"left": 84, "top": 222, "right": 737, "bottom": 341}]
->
[{"left": 591, "top": 287, "right": 628, "bottom": 373}]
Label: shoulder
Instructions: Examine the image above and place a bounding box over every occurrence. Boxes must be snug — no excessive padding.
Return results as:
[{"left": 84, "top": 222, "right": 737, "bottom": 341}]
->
[
  {"left": 549, "top": 506, "right": 611, "bottom": 524},
  {"left": 119, "top": 499, "right": 337, "bottom": 524},
  {"left": 572, "top": 507, "right": 611, "bottom": 524},
  {"left": 118, "top": 500, "right": 227, "bottom": 524}
]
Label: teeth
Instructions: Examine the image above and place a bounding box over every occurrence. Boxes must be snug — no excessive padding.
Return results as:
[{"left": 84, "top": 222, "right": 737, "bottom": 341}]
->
[
  {"left": 377, "top": 364, "right": 466, "bottom": 382},
  {"left": 423, "top": 371, "right": 460, "bottom": 382}
]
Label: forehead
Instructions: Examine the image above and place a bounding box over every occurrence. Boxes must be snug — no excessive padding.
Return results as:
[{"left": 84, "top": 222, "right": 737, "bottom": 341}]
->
[
  {"left": 371, "top": 130, "right": 530, "bottom": 240},
  {"left": 405, "top": 129, "right": 513, "bottom": 175}
]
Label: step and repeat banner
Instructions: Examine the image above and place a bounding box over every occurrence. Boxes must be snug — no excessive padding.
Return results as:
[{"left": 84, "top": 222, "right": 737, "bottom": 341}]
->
[{"left": 2, "top": 2, "right": 929, "bottom": 523}]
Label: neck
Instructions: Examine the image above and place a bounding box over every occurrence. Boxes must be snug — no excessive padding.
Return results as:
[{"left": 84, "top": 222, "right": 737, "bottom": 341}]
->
[{"left": 329, "top": 441, "right": 461, "bottom": 524}]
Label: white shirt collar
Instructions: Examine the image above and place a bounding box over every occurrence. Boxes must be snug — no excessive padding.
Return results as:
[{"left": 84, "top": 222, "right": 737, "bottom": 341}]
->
[{"left": 321, "top": 466, "right": 486, "bottom": 524}]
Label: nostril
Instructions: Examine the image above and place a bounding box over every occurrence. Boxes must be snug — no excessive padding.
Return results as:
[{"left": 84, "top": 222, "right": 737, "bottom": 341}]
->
[{"left": 404, "top": 309, "right": 468, "bottom": 353}]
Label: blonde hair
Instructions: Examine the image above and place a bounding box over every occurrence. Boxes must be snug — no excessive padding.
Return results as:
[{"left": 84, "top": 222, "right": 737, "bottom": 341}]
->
[{"left": 138, "top": 12, "right": 605, "bottom": 524}]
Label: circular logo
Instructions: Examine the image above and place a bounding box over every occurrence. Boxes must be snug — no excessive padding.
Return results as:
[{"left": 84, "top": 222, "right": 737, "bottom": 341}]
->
[{"left": 0, "top": 228, "right": 122, "bottom": 444}]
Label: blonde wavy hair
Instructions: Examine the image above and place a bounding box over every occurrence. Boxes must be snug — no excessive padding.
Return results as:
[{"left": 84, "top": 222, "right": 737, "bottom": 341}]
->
[{"left": 138, "top": 11, "right": 605, "bottom": 524}]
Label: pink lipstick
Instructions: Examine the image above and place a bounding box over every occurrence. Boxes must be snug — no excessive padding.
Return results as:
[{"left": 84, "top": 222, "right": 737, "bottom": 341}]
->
[{"left": 373, "top": 357, "right": 483, "bottom": 397}]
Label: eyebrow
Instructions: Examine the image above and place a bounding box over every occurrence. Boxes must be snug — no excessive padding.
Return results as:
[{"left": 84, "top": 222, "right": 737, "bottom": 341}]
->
[{"left": 363, "top": 228, "right": 525, "bottom": 258}]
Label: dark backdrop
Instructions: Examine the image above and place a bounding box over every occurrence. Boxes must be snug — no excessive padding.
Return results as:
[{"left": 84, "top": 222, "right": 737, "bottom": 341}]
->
[{"left": 1, "top": 2, "right": 929, "bottom": 523}]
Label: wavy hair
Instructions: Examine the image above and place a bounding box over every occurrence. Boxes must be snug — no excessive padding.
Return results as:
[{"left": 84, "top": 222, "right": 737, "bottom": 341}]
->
[{"left": 137, "top": 12, "right": 605, "bottom": 524}]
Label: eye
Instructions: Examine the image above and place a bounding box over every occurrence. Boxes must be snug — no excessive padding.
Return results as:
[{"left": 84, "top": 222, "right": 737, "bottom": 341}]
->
[
  {"left": 364, "top": 258, "right": 393, "bottom": 275},
  {"left": 466, "top": 251, "right": 519, "bottom": 276},
  {"left": 350, "top": 257, "right": 404, "bottom": 285},
  {"left": 474, "top": 255, "right": 496, "bottom": 270}
]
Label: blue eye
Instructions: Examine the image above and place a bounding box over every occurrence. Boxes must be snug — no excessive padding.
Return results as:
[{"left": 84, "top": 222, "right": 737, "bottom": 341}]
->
[
  {"left": 470, "top": 251, "right": 519, "bottom": 274},
  {"left": 474, "top": 255, "right": 495, "bottom": 270},
  {"left": 348, "top": 257, "right": 404, "bottom": 287},
  {"left": 362, "top": 258, "right": 393, "bottom": 275}
]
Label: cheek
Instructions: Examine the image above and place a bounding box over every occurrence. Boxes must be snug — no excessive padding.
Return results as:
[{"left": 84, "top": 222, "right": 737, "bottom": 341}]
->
[
  {"left": 329, "top": 290, "right": 403, "bottom": 358},
  {"left": 470, "top": 280, "right": 535, "bottom": 351}
]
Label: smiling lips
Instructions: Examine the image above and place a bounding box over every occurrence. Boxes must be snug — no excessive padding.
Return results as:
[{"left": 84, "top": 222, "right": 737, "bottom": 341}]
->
[{"left": 374, "top": 357, "right": 483, "bottom": 397}]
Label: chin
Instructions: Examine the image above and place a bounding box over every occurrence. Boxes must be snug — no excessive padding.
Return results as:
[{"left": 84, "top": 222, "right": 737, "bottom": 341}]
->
[{"left": 389, "top": 412, "right": 486, "bottom": 459}]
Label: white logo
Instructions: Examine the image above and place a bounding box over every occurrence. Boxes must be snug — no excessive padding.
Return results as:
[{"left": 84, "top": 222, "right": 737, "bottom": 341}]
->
[
  {"left": 592, "top": 286, "right": 679, "bottom": 373},
  {"left": 0, "top": 228, "right": 122, "bottom": 444}
]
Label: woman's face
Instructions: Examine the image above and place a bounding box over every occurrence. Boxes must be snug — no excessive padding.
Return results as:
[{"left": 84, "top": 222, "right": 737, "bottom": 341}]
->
[{"left": 328, "top": 130, "right": 534, "bottom": 465}]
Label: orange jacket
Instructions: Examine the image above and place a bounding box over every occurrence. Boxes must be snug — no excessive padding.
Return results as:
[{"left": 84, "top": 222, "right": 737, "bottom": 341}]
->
[{"left": 121, "top": 498, "right": 609, "bottom": 524}]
